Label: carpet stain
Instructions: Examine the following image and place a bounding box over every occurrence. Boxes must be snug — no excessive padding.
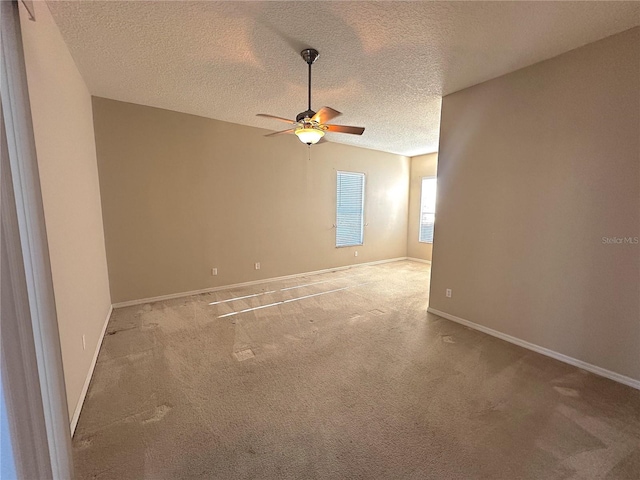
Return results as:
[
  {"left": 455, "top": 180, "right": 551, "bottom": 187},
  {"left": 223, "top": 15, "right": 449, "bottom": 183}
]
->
[
  {"left": 142, "top": 404, "right": 171, "bottom": 424},
  {"left": 442, "top": 335, "right": 456, "bottom": 343},
  {"left": 76, "top": 438, "right": 92, "bottom": 450},
  {"left": 234, "top": 348, "right": 255, "bottom": 361},
  {"left": 125, "top": 350, "right": 154, "bottom": 363},
  {"left": 106, "top": 325, "right": 137, "bottom": 336},
  {"left": 554, "top": 386, "right": 581, "bottom": 397}
]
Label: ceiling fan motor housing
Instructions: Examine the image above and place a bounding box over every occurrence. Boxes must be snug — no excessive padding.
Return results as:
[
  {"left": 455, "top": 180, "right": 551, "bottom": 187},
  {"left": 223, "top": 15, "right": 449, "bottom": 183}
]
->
[
  {"left": 296, "top": 109, "right": 316, "bottom": 123},
  {"left": 301, "top": 48, "right": 319, "bottom": 65}
]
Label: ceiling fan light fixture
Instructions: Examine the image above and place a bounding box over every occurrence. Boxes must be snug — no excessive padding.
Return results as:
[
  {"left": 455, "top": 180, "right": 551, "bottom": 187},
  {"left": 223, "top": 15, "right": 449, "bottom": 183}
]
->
[{"left": 295, "top": 126, "right": 324, "bottom": 145}]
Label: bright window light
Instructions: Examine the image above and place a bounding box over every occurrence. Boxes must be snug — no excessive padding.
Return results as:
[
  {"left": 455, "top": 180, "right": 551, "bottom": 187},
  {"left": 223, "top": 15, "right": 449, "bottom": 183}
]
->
[
  {"left": 217, "top": 283, "right": 367, "bottom": 318},
  {"left": 336, "top": 171, "right": 365, "bottom": 247},
  {"left": 419, "top": 177, "right": 437, "bottom": 243}
]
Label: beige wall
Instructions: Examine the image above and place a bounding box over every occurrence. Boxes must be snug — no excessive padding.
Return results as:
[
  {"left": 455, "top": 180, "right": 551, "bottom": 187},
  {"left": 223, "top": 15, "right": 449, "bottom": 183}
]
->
[
  {"left": 407, "top": 153, "right": 438, "bottom": 261},
  {"left": 430, "top": 28, "right": 640, "bottom": 381},
  {"left": 92, "top": 98, "right": 410, "bottom": 303},
  {"left": 19, "top": 2, "right": 112, "bottom": 419}
]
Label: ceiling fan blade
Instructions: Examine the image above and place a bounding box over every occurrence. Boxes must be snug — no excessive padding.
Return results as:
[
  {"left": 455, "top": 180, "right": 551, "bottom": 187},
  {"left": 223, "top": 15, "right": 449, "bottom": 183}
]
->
[
  {"left": 311, "top": 107, "right": 341, "bottom": 124},
  {"left": 265, "top": 128, "right": 295, "bottom": 137},
  {"left": 325, "top": 124, "right": 365, "bottom": 135},
  {"left": 257, "top": 114, "right": 296, "bottom": 124}
]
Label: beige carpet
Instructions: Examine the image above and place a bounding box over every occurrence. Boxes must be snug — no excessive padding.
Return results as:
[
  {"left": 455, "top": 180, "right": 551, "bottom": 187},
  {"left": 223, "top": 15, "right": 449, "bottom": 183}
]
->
[{"left": 74, "top": 261, "right": 640, "bottom": 479}]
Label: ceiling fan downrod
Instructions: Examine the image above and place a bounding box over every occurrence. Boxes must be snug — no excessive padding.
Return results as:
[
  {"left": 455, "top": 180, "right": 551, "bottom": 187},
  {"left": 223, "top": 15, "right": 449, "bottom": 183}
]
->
[{"left": 300, "top": 48, "right": 319, "bottom": 119}]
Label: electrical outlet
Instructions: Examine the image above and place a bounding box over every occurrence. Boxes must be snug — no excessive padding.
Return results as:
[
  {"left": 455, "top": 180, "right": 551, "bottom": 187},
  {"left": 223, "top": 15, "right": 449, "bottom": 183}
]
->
[
  {"left": 82, "top": 334, "right": 86, "bottom": 351},
  {"left": 255, "top": 262, "right": 260, "bottom": 270},
  {"left": 354, "top": 251, "right": 358, "bottom": 257},
  {"left": 211, "top": 268, "right": 218, "bottom": 276},
  {"left": 446, "top": 289, "right": 452, "bottom": 298}
]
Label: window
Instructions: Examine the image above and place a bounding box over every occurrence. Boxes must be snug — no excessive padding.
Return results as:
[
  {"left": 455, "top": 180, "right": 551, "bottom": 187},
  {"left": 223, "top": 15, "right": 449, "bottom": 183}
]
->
[
  {"left": 419, "top": 177, "right": 437, "bottom": 243},
  {"left": 336, "top": 171, "right": 365, "bottom": 247}
]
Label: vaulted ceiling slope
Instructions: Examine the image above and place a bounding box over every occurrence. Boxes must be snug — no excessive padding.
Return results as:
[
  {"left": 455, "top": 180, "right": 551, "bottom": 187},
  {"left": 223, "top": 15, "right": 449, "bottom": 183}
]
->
[{"left": 47, "top": 1, "right": 639, "bottom": 156}]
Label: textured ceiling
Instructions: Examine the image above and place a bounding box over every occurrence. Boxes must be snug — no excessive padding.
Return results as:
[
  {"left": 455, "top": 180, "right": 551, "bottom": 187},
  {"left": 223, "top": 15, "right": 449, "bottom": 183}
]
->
[{"left": 47, "top": 1, "right": 639, "bottom": 156}]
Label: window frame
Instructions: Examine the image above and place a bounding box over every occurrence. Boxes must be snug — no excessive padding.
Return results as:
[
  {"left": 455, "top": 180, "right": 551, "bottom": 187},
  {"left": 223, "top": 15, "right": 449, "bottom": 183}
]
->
[
  {"left": 418, "top": 176, "right": 437, "bottom": 244},
  {"left": 335, "top": 170, "right": 366, "bottom": 248}
]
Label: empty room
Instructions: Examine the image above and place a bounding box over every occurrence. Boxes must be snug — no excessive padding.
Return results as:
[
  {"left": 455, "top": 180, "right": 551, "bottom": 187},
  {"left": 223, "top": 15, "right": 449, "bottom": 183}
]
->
[{"left": 1, "top": 1, "right": 639, "bottom": 479}]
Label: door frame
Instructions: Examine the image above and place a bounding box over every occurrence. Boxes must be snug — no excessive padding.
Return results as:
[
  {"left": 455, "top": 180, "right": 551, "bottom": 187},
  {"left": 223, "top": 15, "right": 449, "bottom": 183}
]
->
[{"left": 1, "top": 1, "right": 73, "bottom": 477}]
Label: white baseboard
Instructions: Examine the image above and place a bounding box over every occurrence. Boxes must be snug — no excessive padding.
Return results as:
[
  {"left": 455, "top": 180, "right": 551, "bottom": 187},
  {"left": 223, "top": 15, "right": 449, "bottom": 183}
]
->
[
  {"left": 407, "top": 257, "right": 431, "bottom": 264},
  {"left": 113, "top": 257, "right": 410, "bottom": 308},
  {"left": 427, "top": 307, "right": 640, "bottom": 391},
  {"left": 70, "top": 305, "right": 112, "bottom": 436}
]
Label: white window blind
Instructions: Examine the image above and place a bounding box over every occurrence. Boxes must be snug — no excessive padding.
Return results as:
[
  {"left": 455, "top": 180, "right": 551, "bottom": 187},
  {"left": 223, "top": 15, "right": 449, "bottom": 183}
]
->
[
  {"left": 336, "top": 171, "right": 365, "bottom": 247},
  {"left": 419, "top": 177, "right": 437, "bottom": 243}
]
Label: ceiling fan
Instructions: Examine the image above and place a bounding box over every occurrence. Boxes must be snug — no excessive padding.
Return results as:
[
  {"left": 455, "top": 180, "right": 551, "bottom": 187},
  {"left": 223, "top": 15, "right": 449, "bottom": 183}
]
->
[{"left": 257, "top": 48, "right": 365, "bottom": 145}]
